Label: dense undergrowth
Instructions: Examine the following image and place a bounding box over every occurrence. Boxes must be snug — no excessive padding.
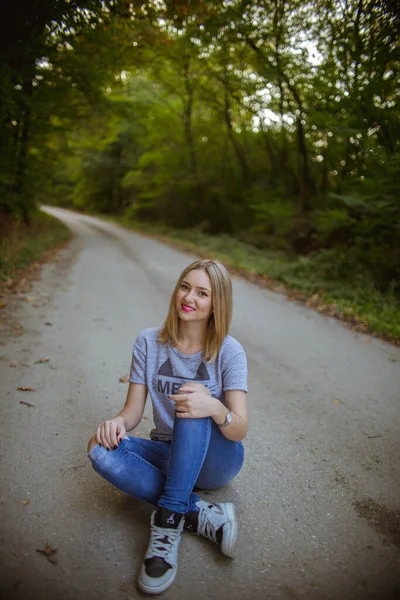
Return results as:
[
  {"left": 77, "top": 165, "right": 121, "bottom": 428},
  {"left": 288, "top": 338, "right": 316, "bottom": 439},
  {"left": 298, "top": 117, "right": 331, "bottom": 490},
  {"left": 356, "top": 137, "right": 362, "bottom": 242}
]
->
[
  {"left": 0, "top": 211, "right": 71, "bottom": 282},
  {"left": 1, "top": 208, "right": 398, "bottom": 343},
  {"left": 118, "top": 218, "right": 400, "bottom": 343}
]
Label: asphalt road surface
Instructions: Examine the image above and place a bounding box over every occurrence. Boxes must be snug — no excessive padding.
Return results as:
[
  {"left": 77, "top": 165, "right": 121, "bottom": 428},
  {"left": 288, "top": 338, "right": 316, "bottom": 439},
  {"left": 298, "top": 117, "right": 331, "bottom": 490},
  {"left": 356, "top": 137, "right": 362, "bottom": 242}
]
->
[{"left": 1, "top": 207, "right": 399, "bottom": 600}]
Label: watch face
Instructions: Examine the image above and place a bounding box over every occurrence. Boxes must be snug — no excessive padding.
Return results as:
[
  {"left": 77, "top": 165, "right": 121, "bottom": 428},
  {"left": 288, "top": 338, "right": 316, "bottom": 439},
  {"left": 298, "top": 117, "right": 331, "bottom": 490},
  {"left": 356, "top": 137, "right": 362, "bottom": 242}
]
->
[{"left": 226, "top": 410, "right": 233, "bottom": 424}]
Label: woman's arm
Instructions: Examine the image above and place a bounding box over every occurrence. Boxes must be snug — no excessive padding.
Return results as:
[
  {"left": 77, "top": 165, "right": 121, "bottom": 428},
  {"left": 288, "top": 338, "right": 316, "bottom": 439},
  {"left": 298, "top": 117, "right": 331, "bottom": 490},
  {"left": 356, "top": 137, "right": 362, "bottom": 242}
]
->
[
  {"left": 117, "top": 382, "right": 148, "bottom": 431},
  {"left": 170, "top": 383, "right": 248, "bottom": 442},
  {"left": 95, "top": 383, "right": 147, "bottom": 450},
  {"left": 212, "top": 389, "right": 248, "bottom": 442}
]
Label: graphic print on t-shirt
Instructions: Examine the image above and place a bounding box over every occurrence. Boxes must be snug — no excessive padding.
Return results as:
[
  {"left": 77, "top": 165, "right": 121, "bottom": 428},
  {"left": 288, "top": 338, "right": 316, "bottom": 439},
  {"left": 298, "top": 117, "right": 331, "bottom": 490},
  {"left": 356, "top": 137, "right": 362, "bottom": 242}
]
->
[
  {"left": 158, "top": 358, "right": 209, "bottom": 381},
  {"left": 152, "top": 358, "right": 215, "bottom": 396}
]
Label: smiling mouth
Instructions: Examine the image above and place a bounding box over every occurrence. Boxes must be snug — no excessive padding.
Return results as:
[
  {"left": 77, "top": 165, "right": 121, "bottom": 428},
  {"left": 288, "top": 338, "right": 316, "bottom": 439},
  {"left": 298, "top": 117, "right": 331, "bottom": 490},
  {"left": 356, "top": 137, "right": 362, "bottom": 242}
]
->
[{"left": 181, "top": 304, "right": 195, "bottom": 312}]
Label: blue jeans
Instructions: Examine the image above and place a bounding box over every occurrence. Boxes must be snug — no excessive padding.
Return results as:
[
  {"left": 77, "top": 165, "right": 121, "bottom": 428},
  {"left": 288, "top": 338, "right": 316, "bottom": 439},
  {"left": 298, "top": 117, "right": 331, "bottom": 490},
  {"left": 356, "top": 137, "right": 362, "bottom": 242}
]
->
[{"left": 88, "top": 416, "right": 244, "bottom": 513}]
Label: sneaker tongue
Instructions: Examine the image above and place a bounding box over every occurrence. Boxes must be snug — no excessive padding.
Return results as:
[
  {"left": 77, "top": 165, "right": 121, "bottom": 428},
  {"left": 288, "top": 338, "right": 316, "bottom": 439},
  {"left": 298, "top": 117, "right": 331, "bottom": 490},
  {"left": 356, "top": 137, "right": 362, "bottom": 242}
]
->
[{"left": 155, "top": 508, "right": 184, "bottom": 529}]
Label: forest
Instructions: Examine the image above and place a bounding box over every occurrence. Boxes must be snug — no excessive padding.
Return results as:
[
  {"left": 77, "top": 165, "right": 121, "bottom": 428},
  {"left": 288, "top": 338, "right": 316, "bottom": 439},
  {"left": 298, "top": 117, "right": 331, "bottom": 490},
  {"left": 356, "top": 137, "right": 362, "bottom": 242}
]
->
[{"left": 1, "top": 0, "right": 399, "bottom": 337}]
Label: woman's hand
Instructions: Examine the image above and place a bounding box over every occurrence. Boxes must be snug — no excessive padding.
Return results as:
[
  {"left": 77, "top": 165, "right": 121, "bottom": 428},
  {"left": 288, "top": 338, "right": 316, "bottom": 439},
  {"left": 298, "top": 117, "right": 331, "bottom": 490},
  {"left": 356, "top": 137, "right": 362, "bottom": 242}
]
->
[
  {"left": 96, "top": 415, "right": 126, "bottom": 450},
  {"left": 177, "top": 382, "right": 211, "bottom": 396},
  {"left": 169, "top": 389, "right": 219, "bottom": 419}
]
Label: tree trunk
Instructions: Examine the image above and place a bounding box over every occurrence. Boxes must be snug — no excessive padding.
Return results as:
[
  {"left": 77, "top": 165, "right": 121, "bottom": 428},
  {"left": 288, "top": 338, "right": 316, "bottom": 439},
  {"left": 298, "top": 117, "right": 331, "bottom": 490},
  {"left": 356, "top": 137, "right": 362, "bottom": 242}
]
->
[
  {"left": 12, "top": 75, "right": 33, "bottom": 222},
  {"left": 295, "top": 116, "right": 313, "bottom": 211},
  {"left": 182, "top": 53, "right": 203, "bottom": 210},
  {"left": 222, "top": 85, "right": 250, "bottom": 182},
  {"left": 182, "top": 55, "right": 196, "bottom": 173},
  {"left": 13, "top": 110, "right": 31, "bottom": 222},
  {"left": 260, "top": 126, "right": 279, "bottom": 185}
]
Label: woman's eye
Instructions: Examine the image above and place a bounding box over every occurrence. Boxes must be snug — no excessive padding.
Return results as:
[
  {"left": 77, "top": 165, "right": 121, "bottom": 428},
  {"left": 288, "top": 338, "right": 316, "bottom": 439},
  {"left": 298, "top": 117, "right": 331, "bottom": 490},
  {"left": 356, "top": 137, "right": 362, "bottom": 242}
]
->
[
  {"left": 181, "top": 284, "right": 189, "bottom": 290},
  {"left": 199, "top": 291, "right": 207, "bottom": 297}
]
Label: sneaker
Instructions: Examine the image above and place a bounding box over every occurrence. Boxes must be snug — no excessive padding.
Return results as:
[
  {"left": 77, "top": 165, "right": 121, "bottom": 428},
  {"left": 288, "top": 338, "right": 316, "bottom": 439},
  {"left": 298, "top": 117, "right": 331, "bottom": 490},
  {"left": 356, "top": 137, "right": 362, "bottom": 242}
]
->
[
  {"left": 187, "top": 500, "right": 238, "bottom": 558},
  {"left": 138, "top": 508, "right": 185, "bottom": 595}
]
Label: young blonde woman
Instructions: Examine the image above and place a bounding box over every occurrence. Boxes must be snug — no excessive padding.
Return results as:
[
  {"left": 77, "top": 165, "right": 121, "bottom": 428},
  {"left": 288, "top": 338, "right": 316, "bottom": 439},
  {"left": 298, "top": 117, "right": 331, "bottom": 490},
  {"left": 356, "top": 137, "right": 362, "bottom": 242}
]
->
[{"left": 87, "top": 259, "right": 248, "bottom": 595}]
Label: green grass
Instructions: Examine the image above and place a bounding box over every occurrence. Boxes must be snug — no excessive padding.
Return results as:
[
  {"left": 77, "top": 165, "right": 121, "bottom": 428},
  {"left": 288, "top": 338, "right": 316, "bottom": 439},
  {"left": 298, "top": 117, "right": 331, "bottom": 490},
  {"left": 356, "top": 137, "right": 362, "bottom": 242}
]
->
[
  {"left": 0, "top": 210, "right": 71, "bottom": 282},
  {"left": 2, "top": 206, "right": 397, "bottom": 342},
  {"left": 118, "top": 218, "right": 400, "bottom": 343}
]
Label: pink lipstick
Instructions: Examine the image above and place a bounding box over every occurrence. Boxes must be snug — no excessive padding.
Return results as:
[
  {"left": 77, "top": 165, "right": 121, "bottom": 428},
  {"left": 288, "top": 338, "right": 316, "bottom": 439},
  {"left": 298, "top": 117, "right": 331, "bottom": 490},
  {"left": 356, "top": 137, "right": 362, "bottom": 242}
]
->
[{"left": 181, "top": 304, "right": 195, "bottom": 313}]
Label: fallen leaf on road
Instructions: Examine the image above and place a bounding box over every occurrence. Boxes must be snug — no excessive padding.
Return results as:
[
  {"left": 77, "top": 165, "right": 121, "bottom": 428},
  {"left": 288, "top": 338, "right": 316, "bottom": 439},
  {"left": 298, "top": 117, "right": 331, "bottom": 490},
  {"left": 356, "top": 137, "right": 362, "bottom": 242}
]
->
[
  {"left": 26, "top": 296, "right": 36, "bottom": 302},
  {"left": 20, "top": 400, "right": 36, "bottom": 408},
  {"left": 76, "top": 379, "right": 83, "bottom": 383},
  {"left": 333, "top": 399, "right": 341, "bottom": 404},
  {"left": 9, "top": 360, "right": 19, "bottom": 367},
  {"left": 143, "top": 416, "right": 148, "bottom": 420},
  {"left": 0, "top": 301, "right": 7, "bottom": 309},
  {"left": 119, "top": 375, "right": 129, "bottom": 383},
  {"left": 21, "top": 498, "right": 30, "bottom": 505},
  {"left": 363, "top": 339, "right": 371, "bottom": 344},
  {"left": 44, "top": 322, "right": 52, "bottom": 326},
  {"left": 17, "top": 386, "right": 35, "bottom": 392},
  {"left": 36, "top": 544, "right": 57, "bottom": 565},
  {"left": 34, "top": 358, "right": 49, "bottom": 364}
]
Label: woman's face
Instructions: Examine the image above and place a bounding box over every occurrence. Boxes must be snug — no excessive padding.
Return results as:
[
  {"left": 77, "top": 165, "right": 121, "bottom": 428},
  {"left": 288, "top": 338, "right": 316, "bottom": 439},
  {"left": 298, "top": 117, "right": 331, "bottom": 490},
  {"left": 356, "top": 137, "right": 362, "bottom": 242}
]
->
[{"left": 175, "top": 269, "right": 213, "bottom": 324}]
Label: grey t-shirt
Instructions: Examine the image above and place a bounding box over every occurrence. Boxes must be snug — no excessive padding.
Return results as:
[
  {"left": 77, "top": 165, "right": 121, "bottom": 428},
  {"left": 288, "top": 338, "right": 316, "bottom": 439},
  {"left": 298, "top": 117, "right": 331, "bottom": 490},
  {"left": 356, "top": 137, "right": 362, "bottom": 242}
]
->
[{"left": 129, "top": 327, "right": 248, "bottom": 441}]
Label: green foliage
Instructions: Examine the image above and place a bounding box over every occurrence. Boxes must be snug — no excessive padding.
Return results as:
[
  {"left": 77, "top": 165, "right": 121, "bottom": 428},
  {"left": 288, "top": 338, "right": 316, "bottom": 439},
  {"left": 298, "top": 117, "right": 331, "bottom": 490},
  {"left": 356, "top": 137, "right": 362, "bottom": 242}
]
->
[
  {"left": 0, "top": 0, "right": 136, "bottom": 220},
  {"left": 313, "top": 208, "right": 357, "bottom": 237},
  {"left": 1, "top": 0, "right": 399, "bottom": 320},
  {"left": 246, "top": 186, "right": 297, "bottom": 250},
  {"left": 310, "top": 154, "right": 400, "bottom": 287},
  {"left": 119, "top": 220, "right": 400, "bottom": 340}
]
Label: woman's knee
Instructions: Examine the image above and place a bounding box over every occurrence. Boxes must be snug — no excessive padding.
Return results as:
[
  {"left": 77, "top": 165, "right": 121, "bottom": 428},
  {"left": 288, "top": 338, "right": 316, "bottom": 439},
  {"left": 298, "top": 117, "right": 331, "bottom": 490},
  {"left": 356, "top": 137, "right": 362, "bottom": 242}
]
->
[
  {"left": 87, "top": 434, "right": 98, "bottom": 453},
  {"left": 87, "top": 441, "right": 119, "bottom": 479},
  {"left": 87, "top": 436, "right": 111, "bottom": 472}
]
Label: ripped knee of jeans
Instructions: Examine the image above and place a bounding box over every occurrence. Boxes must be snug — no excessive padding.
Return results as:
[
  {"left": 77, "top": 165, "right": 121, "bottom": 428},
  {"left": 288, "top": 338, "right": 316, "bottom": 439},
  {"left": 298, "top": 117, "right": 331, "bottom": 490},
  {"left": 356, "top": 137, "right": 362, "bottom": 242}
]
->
[
  {"left": 87, "top": 442, "right": 126, "bottom": 479},
  {"left": 87, "top": 444, "right": 99, "bottom": 462},
  {"left": 87, "top": 443, "right": 110, "bottom": 469}
]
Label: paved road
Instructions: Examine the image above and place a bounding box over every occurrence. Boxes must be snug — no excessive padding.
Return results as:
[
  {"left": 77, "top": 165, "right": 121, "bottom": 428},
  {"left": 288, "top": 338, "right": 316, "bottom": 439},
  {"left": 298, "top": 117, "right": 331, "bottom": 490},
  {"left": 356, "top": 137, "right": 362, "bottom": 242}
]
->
[{"left": 1, "top": 207, "right": 399, "bottom": 600}]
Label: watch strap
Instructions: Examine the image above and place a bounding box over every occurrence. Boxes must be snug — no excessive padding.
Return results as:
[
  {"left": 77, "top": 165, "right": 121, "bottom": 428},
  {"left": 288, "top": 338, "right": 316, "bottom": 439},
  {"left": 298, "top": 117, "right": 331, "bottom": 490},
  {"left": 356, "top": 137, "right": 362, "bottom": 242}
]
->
[{"left": 217, "top": 409, "right": 232, "bottom": 428}]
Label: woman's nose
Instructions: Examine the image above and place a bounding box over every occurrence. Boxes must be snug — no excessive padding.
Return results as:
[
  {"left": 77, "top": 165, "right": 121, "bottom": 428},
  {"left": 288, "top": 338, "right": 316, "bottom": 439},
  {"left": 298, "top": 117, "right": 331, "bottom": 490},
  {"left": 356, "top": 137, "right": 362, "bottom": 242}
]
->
[{"left": 185, "top": 290, "right": 195, "bottom": 302}]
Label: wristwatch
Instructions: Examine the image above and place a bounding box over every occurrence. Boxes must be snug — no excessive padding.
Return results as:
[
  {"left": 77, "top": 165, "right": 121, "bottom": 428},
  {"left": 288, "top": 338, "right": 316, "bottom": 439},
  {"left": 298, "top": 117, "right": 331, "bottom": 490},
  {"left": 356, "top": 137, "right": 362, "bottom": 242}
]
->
[{"left": 218, "top": 409, "right": 233, "bottom": 428}]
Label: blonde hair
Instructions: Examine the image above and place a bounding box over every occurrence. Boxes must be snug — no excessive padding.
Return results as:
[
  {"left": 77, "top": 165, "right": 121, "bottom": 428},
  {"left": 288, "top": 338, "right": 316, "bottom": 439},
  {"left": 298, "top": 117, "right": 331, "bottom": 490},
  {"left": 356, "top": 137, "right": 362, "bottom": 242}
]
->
[{"left": 158, "top": 259, "right": 233, "bottom": 362}]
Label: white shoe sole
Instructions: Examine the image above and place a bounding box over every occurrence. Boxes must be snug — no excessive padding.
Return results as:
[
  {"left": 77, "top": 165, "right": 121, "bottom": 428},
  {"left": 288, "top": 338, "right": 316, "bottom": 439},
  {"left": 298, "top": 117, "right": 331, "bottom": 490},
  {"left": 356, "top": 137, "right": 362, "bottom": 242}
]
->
[{"left": 220, "top": 503, "right": 237, "bottom": 558}]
